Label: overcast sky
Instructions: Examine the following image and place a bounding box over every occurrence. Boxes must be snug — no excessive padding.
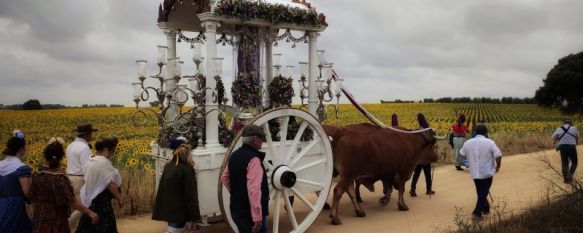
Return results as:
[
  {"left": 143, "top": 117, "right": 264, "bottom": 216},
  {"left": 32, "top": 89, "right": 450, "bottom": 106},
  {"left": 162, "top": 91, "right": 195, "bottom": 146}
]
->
[{"left": 1, "top": 0, "right": 582, "bottom": 106}]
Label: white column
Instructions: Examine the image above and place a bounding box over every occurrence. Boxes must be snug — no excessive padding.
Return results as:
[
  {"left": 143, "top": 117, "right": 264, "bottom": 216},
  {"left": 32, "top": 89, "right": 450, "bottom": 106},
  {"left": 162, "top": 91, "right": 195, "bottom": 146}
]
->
[
  {"left": 164, "top": 29, "right": 178, "bottom": 124},
  {"left": 265, "top": 36, "right": 274, "bottom": 107},
  {"left": 203, "top": 21, "right": 221, "bottom": 148},
  {"left": 308, "top": 32, "right": 319, "bottom": 115}
]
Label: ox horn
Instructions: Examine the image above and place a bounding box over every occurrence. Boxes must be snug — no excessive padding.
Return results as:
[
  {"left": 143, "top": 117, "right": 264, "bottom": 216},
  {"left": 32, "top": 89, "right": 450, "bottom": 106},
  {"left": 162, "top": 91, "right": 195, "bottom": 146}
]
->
[{"left": 433, "top": 134, "right": 447, "bottom": 140}]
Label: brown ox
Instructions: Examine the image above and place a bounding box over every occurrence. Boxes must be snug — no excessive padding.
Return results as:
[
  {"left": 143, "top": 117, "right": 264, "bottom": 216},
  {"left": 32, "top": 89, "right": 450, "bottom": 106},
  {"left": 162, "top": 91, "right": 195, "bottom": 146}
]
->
[
  {"left": 328, "top": 127, "right": 440, "bottom": 225},
  {"left": 324, "top": 123, "right": 410, "bottom": 205}
]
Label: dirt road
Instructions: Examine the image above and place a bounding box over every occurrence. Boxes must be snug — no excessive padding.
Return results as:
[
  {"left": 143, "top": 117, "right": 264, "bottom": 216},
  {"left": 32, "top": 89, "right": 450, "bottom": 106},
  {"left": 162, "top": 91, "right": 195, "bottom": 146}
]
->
[{"left": 118, "top": 146, "right": 582, "bottom": 233}]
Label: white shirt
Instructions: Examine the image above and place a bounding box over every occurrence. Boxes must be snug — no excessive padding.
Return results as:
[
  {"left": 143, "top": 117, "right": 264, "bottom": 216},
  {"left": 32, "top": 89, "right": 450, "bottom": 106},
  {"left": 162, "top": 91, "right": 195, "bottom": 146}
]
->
[
  {"left": 66, "top": 137, "right": 92, "bottom": 175},
  {"left": 460, "top": 135, "right": 502, "bottom": 179},
  {"left": 80, "top": 155, "right": 121, "bottom": 207},
  {"left": 551, "top": 124, "right": 579, "bottom": 145}
]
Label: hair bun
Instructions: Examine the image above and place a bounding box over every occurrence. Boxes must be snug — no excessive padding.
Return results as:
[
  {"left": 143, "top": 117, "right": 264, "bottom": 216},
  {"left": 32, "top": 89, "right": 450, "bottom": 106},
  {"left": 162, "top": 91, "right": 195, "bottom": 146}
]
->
[{"left": 48, "top": 137, "right": 66, "bottom": 146}]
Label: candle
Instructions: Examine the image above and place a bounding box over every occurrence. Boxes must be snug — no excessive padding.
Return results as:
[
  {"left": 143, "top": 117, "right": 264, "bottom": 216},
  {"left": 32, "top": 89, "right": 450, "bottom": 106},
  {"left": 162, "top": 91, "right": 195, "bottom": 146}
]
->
[
  {"left": 193, "top": 44, "right": 202, "bottom": 61},
  {"left": 157, "top": 45, "right": 167, "bottom": 64},
  {"left": 132, "top": 83, "right": 143, "bottom": 99},
  {"left": 136, "top": 60, "right": 147, "bottom": 77}
]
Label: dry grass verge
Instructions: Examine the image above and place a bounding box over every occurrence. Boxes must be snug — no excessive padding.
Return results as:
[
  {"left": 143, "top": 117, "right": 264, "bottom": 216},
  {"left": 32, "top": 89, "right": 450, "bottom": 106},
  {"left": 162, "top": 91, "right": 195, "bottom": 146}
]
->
[{"left": 446, "top": 152, "right": 583, "bottom": 233}]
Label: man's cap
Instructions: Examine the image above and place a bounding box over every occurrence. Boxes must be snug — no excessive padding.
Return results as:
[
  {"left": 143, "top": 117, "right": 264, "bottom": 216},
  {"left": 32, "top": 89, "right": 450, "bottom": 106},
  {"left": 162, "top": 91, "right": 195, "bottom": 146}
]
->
[
  {"left": 242, "top": 125, "right": 266, "bottom": 139},
  {"left": 563, "top": 118, "right": 573, "bottom": 125},
  {"left": 74, "top": 124, "right": 98, "bottom": 136}
]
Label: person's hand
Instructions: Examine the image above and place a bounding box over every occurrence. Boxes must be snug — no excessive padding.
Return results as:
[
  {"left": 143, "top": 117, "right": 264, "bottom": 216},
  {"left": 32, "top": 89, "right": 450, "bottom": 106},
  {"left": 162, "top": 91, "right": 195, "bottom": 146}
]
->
[
  {"left": 117, "top": 198, "right": 124, "bottom": 209},
  {"left": 88, "top": 211, "right": 99, "bottom": 224},
  {"left": 252, "top": 221, "right": 262, "bottom": 233}
]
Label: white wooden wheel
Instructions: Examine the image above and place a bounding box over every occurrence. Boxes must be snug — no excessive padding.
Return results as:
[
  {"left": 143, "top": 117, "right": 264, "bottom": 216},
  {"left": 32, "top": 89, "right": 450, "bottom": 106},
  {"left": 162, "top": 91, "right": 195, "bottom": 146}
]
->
[{"left": 218, "top": 108, "right": 333, "bottom": 233}]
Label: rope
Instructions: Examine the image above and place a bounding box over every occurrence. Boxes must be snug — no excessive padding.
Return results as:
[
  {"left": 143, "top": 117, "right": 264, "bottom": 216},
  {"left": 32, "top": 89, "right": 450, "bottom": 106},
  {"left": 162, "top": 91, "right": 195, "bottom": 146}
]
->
[
  {"left": 430, "top": 163, "right": 434, "bottom": 199},
  {"left": 384, "top": 127, "right": 434, "bottom": 134}
]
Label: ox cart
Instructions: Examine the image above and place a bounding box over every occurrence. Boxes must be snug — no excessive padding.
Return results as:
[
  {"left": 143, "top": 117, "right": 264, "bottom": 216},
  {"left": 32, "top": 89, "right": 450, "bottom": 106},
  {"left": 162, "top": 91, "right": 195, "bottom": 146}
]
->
[{"left": 131, "top": 1, "right": 344, "bottom": 232}]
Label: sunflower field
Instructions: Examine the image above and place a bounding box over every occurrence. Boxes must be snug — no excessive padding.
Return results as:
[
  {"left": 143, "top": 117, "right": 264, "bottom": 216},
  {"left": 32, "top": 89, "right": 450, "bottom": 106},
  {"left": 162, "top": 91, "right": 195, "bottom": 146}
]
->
[{"left": 0, "top": 103, "right": 580, "bottom": 215}]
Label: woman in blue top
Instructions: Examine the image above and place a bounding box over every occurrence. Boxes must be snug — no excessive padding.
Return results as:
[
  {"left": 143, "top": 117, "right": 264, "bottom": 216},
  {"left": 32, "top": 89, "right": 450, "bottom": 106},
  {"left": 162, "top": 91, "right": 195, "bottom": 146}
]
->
[{"left": 0, "top": 131, "right": 33, "bottom": 233}]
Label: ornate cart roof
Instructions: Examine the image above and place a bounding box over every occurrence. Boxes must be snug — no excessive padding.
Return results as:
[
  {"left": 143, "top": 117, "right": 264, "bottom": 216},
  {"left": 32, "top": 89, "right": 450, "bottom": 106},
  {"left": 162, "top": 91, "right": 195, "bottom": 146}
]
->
[{"left": 157, "top": 0, "right": 327, "bottom": 32}]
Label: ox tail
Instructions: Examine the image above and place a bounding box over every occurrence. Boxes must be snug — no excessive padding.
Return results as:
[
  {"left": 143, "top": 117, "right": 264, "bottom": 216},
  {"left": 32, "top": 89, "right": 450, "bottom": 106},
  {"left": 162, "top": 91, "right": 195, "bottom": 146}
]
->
[{"left": 332, "top": 69, "right": 388, "bottom": 128}]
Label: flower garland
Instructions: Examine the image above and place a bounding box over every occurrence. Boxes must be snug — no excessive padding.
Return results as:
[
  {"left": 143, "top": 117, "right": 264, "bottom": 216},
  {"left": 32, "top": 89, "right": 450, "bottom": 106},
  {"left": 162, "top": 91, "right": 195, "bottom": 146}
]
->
[
  {"left": 215, "top": 76, "right": 227, "bottom": 105},
  {"left": 231, "top": 72, "right": 261, "bottom": 108},
  {"left": 214, "top": 0, "right": 320, "bottom": 27},
  {"left": 268, "top": 75, "right": 294, "bottom": 107}
]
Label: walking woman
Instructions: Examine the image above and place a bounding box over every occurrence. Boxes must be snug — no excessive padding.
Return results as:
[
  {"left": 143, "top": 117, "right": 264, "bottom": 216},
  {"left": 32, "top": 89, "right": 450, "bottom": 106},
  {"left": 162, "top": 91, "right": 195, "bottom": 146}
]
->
[
  {"left": 31, "top": 137, "right": 98, "bottom": 233},
  {"left": 0, "top": 130, "right": 33, "bottom": 233},
  {"left": 451, "top": 114, "right": 469, "bottom": 170},
  {"left": 152, "top": 137, "right": 201, "bottom": 233},
  {"left": 76, "top": 137, "right": 124, "bottom": 233}
]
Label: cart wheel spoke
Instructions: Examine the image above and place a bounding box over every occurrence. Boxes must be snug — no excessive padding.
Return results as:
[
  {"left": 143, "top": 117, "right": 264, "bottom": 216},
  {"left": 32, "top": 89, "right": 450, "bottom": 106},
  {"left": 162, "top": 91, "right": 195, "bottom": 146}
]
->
[
  {"left": 279, "top": 116, "right": 290, "bottom": 157},
  {"left": 286, "top": 121, "right": 308, "bottom": 164},
  {"left": 283, "top": 190, "right": 299, "bottom": 231},
  {"left": 290, "top": 187, "right": 315, "bottom": 211},
  {"left": 293, "top": 158, "right": 326, "bottom": 174},
  {"left": 263, "top": 123, "right": 278, "bottom": 165},
  {"left": 290, "top": 138, "right": 320, "bottom": 166},
  {"left": 296, "top": 179, "right": 324, "bottom": 190},
  {"left": 273, "top": 191, "right": 281, "bottom": 233}
]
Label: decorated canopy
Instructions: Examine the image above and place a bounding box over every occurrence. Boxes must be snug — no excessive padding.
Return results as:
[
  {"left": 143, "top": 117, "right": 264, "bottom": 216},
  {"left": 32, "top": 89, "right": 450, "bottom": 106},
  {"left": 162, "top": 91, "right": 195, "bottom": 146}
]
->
[{"left": 157, "top": 0, "right": 327, "bottom": 32}]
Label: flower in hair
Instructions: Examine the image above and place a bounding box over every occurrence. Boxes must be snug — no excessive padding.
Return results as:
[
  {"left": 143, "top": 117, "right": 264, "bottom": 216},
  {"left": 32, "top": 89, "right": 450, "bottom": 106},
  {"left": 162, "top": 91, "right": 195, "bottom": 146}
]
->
[{"left": 12, "top": 129, "right": 25, "bottom": 139}]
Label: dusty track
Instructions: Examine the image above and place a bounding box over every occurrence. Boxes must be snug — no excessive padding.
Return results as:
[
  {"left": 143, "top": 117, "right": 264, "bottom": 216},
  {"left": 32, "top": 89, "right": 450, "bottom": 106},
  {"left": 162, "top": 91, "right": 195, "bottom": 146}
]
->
[{"left": 118, "top": 146, "right": 582, "bottom": 233}]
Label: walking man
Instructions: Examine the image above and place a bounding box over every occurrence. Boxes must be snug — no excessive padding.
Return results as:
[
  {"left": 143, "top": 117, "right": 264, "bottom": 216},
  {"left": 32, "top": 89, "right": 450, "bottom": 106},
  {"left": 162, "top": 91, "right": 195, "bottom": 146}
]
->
[
  {"left": 551, "top": 118, "right": 579, "bottom": 183},
  {"left": 460, "top": 125, "right": 502, "bottom": 220},
  {"left": 410, "top": 113, "right": 436, "bottom": 197},
  {"left": 221, "top": 125, "right": 269, "bottom": 233},
  {"left": 66, "top": 124, "right": 97, "bottom": 229}
]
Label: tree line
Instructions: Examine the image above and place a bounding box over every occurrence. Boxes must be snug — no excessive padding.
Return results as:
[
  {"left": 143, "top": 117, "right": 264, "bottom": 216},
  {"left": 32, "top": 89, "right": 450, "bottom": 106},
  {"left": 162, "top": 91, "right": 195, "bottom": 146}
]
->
[
  {"left": 0, "top": 99, "right": 124, "bottom": 110},
  {"left": 422, "top": 97, "right": 535, "bottom": 104},
  {"left": 380, "top": 97, "right": 535, "bottom": 104}
]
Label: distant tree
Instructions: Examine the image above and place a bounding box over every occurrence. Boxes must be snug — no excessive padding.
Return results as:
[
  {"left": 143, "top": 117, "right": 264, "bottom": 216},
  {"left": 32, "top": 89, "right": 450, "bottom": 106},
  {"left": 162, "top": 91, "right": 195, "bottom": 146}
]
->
[
  {"left": 109, "top": 104, "right": 124, "bottom": 107},
  {"left": 149, "top": 101, "right": 160, "bottom": 107},
  {"left": 535, "top": 51, "right": 583, "bottom": 114},
  {"left": 22, "top": 99, "right": 42, "bottom": 110},
  {"left": 82, "top": 104, "right": 89, "bottom": 108}
]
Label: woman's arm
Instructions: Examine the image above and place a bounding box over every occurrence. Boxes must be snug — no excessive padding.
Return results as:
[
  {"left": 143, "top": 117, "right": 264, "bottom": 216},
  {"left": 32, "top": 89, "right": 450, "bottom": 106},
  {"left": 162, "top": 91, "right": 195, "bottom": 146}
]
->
[
  {"left": 19, "top": 177, "right": 31, "bottom": 200},
  {"left": 107, "top": 180, "right": 124, "bottom": 208},
  {"left": 70, "top": 198, "right": 99, "bottom": 224}
]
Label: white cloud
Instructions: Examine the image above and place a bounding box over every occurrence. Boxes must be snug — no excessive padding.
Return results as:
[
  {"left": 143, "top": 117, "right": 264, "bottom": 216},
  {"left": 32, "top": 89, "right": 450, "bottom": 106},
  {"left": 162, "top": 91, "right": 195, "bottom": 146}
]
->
[{"left": 0, "top": 0, "right": 582, "bottom": 106}]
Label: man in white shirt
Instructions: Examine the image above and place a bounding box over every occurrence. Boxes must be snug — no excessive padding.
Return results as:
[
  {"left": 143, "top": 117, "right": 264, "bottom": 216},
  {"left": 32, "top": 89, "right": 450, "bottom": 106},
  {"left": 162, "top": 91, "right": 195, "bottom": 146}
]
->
[
  {"left": 460, "top": 125, "right": 502, "bottom": 220},
  {"left": 551, "top": 118, "right": 579, "bottom": 183},
  {"left": 66, "top": 124, "right": 97, "bottom": 229}
]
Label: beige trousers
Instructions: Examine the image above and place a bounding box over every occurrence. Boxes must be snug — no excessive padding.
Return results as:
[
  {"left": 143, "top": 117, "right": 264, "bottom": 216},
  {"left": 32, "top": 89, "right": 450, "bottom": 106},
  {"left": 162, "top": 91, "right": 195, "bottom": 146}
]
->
[{"left": 68, "top": 175, "right": 85, "bottom": 231}]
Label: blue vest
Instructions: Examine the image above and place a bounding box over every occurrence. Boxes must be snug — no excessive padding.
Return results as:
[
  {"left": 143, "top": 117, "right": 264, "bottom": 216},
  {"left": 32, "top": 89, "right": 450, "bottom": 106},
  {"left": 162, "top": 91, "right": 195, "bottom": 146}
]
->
[{"left": 228, "top": 144, "right": 269, "bottom": 218}]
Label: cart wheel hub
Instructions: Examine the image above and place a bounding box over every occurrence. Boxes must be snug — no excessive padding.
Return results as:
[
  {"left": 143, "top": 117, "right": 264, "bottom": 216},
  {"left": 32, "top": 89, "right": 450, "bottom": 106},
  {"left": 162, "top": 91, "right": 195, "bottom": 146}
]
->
[{"left": 272, "top": 165, "right": 297, "bottom": 189}]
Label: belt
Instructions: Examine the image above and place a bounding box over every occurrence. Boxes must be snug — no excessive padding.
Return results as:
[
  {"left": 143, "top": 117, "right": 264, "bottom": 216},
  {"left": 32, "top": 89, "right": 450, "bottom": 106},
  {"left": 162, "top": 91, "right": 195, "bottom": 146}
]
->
[
  {"left": 453, "top": 135, "right": 466, "bottom": 137},
  {"left": 67, "top": 174, "right": 84, "bottom": 177}
]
